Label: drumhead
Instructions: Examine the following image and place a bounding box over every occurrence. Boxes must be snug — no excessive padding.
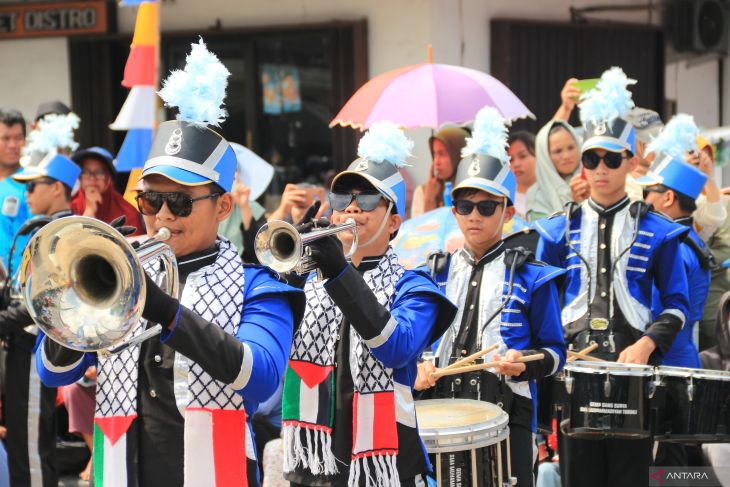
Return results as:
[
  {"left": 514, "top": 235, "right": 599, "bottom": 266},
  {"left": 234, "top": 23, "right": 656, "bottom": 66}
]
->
[
  {"left": 656, "top": 366, "right": 730, "bottom": 381},
  {"left": 416, "top": 399, "right": 509, "bottom": 453},
  {"left": 564, "top": 360, "right": 653, "bottom": 376}
]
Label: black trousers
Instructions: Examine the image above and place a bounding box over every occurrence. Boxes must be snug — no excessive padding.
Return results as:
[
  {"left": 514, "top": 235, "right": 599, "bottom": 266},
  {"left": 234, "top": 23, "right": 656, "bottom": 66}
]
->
[
  {"left": 5, "top": 343, "right": 57, "bottom": 487},
  {"left": 507, "top": 423, "right": 535, "bottom": 487},
  {"left": 560, "top": 435, "right": 652, "bottom": 487}
]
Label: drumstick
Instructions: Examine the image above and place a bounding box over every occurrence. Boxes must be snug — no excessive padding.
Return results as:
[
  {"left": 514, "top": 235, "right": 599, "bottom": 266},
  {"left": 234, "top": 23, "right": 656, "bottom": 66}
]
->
[
  {"left": 444, "top": 344, "right": 500, "bottom": 370},
  {"left": 431, "top": 353, "right": 545, "bottom": 379},
  {"left": 567, "top": 350, "right": 605, "bottom": 362},
  {"left": 566, "top": 343, "right": 599, "bottom": 362}
]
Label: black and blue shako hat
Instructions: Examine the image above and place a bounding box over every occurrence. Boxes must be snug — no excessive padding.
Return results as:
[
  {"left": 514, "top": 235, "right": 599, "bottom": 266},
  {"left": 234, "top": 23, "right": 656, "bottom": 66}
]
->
[
  {"left": 452, "top": 106, "right": 516, "bottom": 205},
  {"left": 330, "top": 121, "right": 412, "bottom": 218},
  {"left": 141, "top": 38, "right": 237, "bottom": 193},
  {"left": 637, "top": 113, "right": 707, "bottom": 200},
  {"left": 13, "top": 112, "right": 81, "bottom": 189},
  {"left": 579, "top": 67, "right": 637, "bottom": 156}
]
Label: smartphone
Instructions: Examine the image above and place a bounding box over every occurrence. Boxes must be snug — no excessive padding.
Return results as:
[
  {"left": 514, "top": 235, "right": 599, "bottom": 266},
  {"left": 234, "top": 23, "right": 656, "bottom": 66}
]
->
[{"left": 574, "top": 78, "right": 600, "bottom": 96}]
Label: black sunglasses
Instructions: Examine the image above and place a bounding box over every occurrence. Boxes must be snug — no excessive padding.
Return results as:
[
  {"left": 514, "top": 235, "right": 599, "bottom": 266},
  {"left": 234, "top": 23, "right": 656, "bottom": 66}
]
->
[
  {"left": 454, "top": 199, "right": 503, "bottom": 217},
  {"left": 328, "top": 192, "right": 383, "bottom": 212},
  {"left": 26, "top": 179, "right": 55, "bottom": 194},
  {"left": 642, "top": 186, "right": 668, "bottom": 200},
  {"left": 582, "top": 151, "right": 629, "bottom": 170},
  {"left": 135, "top": 191, "right": 223, "bottom": 217}
]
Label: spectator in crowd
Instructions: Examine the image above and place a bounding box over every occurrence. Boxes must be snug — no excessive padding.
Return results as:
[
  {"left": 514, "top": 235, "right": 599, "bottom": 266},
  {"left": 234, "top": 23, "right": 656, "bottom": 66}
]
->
[
  {"left": 70, "top": 147, "right": 145, "bottom": 235},
  {"left": 32, "top": 100, "right": 71, "bottom": 128},
  {"left": 690, "top": 137, "right": 727, "bottom": 241},
  {"left": 268, "top": 180, "right": 326, "bottom": 223},
  {"left": 61, "top": 367, "right": 96, "bottom": 481},
  {"left": 526, "top": 79, "right": 582, "bottom": 220},
  {"left": 219, "top": 143, "right": 272, "bottom": 263},
  {"left": 0, "top": 109, "right": 28, "bottom": 275},
  {"left": 693, "top": 139, "right": 730, "bottom": 351},
  {"left": 624, "top": 107, "right": 663, "bottom": 201},
  {"left": 526, "top": 120, "right": 581, "bottom": 220},
  {"left": 411, "top": 127, "right": 469, "bottom": 217},
  {"left": 507, "top": 130, "right": 537, "bottom": 219}
]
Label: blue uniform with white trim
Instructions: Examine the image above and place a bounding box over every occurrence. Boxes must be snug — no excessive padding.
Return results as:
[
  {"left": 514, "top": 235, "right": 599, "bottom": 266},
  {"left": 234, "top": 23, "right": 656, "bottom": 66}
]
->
[
  {"left": 37, "top": 246, "right": 302, "bottom": 486},
  {"left": 37, "top": 265, "right": 295, "bottom": 414},
  {"left": 535, "top": 198, "right": 690, "bottom": 360},
  {"left": 430, "top": 244, "right": 567, "bottom": 432},
  {"left": 656, "top": 222, "right": 708, "bottom": 368}
]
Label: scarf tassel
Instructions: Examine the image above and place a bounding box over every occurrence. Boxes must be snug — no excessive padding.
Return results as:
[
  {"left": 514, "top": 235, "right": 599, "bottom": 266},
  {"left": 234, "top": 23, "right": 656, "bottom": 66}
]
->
[
  {"left": 282, "top": 422, "right": 338, "bottom": 476},
  {"left": 348, "top": 452, "right": 399, "bottom": 487}
]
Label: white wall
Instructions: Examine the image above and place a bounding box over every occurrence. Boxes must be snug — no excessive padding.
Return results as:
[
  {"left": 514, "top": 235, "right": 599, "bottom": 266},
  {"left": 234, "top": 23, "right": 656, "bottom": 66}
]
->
[
  {"left": 1, "top": 0, "right": 727, "bottom": 185},
  {"left": 0, "top": 37, "right": 71, "bottom": 125},
  {"left": 666, "top": 60, "right": 721, "bottom": 129}
]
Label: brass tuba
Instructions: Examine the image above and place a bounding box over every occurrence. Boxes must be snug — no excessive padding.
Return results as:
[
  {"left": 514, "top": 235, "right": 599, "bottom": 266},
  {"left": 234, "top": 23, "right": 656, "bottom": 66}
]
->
[{"left": 20, "top": 216, "right": 178, "bottom": 353}]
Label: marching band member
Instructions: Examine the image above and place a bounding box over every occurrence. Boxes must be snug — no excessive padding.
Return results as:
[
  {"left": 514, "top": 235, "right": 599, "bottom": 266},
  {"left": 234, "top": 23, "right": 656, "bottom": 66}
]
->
[
  {"left": 534, "top": 67, "right": 690, "bottom": 487},
  {"left": 639, "top": 115, "right": 712, "bottom": 369},
  {"left": 281, "top": 121, "right": 456, "bottom": 487},
  {"left": 638, "top": 148, "right": 712, "bottom": 468},
  {"left": 415, "top": 107, "right": 567, "bottom": 487},
  {"left": 0, "top": 140, "right": 80, "bottom": 487},
  {"left": 36, "top": 39, "right": 303, "bottom": 486}
]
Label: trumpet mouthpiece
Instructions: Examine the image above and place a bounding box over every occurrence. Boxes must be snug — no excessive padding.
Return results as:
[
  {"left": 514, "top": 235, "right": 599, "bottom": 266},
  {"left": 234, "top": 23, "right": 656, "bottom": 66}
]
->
[{"left": 156, "top": 227, "right": 171, "bottom": 241}]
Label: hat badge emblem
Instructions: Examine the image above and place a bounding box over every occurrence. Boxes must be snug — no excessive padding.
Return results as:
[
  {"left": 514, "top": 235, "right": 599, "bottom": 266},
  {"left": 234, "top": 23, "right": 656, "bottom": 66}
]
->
[
  {"left": 594, "top": 123, "right": 607, "bottom": 136},
  {"left": 355, "top": 159, "right": 369, "bottom": 172},
  {"left": 468, "top": 157, "right": 481, "bottom": 177},
  {"left": 165, "top": 128, "right": 183, "bottom": 155}
]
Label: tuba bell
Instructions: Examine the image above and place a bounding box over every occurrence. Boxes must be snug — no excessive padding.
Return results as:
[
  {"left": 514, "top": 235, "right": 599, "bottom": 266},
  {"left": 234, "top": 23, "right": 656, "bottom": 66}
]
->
[
  {"left": 255, "top": 218, "right": 358, "bottom": 274},
  {"left": 20, "top": 216, "right": 178, "bottom": 353}
]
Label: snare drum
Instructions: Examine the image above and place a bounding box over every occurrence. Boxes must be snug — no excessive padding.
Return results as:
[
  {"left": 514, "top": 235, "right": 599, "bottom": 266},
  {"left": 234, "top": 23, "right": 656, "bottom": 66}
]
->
[
  {"left": 416, "top": 399, "right": 510, "bottom": 487},
  {"left": 563, "top": 361, "right": 653, "bottom": 438},
  {"left": 653, "top": 366, "right": 730, "bottom": 442}
]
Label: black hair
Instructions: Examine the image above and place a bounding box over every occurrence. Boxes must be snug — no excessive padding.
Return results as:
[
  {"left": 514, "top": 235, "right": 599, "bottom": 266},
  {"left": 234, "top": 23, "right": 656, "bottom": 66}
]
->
[
  {"left": 0, "top": 109, "right": 26, "bottom": 137},
  {"left": 62, "top": 183, "right": 72, "bottom": 201},
  {"left": 508, "top": 130, "right": 536, "bottom": 156},
  {"left": 645, "top": 184, "right": 697, "bottom": 214}
]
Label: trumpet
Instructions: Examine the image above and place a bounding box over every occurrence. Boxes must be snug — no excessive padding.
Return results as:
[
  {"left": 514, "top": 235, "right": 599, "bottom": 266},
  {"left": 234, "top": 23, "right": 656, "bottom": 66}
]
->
[
  {"left": 20, "top": 216, "right": 178, "bottom": 353},
  {"left": 255, "top": 218, "right": 358, "bottom": 274}
]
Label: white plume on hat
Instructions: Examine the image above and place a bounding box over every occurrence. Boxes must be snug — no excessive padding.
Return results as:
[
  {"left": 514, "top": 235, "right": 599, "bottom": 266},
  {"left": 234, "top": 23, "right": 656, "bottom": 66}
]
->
[
  {"left": 158, "top": 37, "right": 231, "bottom": 127},
  {"left": 579, "top": 67, "right": 636, "bottom": 126},
  {"left": 461, "top": 106, "right": 509, "bottom": 163},
  {"left": 22, "top": 112, "right": 80, "bottom": 156},
  {"left": 356, "top": 121, "right": 413, "bottom": 168}
]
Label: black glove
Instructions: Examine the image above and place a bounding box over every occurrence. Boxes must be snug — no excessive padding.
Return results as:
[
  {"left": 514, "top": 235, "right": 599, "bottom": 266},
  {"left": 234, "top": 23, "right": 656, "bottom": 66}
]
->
[
  {"left": 307, "top": 234, "right": 348, "bottom": 279},
  {"left": 141, "top": 273, "right": 180, "bottom": 327},
  {"left": 293, "top": 201, "right": 322, "bottom": 233},
  {"left": 109, "top": 215, "right": 138, "bottom": 237}
]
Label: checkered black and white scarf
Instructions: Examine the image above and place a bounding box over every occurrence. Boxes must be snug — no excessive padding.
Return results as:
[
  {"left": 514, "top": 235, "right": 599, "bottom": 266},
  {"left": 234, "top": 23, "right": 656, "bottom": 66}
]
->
[{"left": 282, "top": 248, "right": 405, "bottom": 487}]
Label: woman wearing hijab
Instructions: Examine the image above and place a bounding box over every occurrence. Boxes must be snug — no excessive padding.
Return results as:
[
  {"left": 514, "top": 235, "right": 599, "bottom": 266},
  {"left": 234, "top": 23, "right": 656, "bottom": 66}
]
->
[
  {"left": 411, "top": 126, "right": 469, "bottom": 217},
  {"left": 525, "top": 120, "right": 581, "bottom": 221},
  {"left": 70, "top": 147, "right": 145, "bottom": 234}
]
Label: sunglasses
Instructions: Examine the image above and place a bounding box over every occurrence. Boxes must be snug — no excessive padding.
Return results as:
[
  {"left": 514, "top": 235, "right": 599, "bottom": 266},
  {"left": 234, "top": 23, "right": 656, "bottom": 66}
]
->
[
  {"left": 135, "top": 191, "right": 223, "bottom": 217},
  {"left": 582, "top": 151, "right": 629, "bottom": 170},
  {"left": 328, "top": 192, "right": 383, "bottom": 212},
  {"left": 642, "top": 186, "right": 668, "bottom": 200},
  {"left": 26, "top": 179, "right": 55, "bottom": 194},
  {"left": 454, "top": 199, "right": 503, "bottom": 217}
]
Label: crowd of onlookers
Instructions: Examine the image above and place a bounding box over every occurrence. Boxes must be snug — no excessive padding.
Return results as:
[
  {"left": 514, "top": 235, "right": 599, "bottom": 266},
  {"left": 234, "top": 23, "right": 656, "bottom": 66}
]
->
[{"left": 1, "top": 78, "right": 730, "bottom": 485}]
